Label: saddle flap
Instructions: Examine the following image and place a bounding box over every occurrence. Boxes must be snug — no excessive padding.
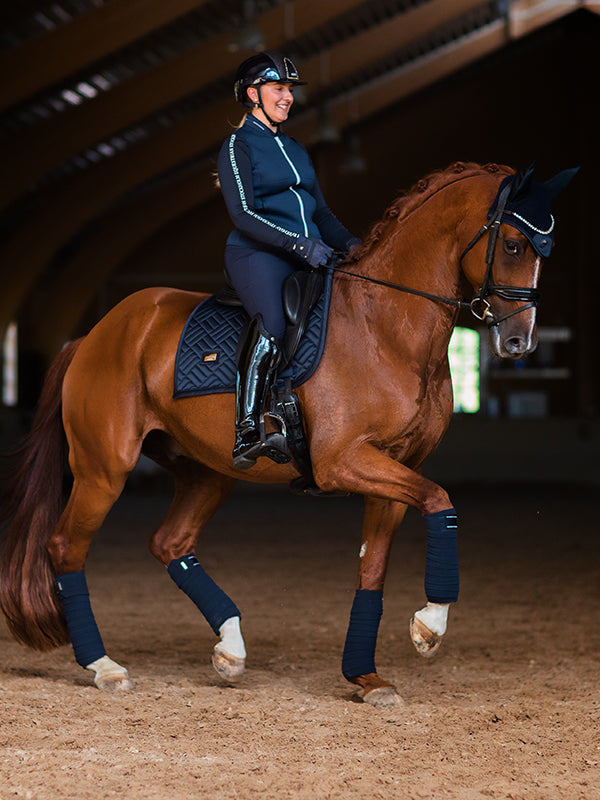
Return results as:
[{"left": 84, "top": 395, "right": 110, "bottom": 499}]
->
[
  {"left": 282, "top": 268, "right": 324, "bottom": 324},
  {"left": 281, "top": 268, "right": 325, "bottom": 366}
]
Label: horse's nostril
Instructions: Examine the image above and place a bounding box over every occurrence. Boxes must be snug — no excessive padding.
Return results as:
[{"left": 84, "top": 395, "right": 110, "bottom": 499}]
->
[{"left": 505, "top": 337, "right": 526, "bottom": 354}]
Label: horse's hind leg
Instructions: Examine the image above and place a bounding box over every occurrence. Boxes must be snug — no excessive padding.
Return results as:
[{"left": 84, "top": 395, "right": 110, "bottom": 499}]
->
[
  {"left": 48, "top": 474, "right": 134, "bottom": 690},
  {"left": 145, "top": 446, "right": 242, "bottom": 682}
]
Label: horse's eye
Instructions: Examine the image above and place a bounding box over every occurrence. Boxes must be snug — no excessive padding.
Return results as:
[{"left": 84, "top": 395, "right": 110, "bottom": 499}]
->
[{"left": 504, "top": 239, "right": 522, "bottom": 256}]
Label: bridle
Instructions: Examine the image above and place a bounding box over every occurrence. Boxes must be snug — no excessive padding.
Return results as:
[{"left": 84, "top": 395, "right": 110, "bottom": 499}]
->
[
  {"left": 457, "top": 181, "right": 540, "bottom": 325},
  {"left": 330, "top": 179, "right": 540, "bottom": 327}
]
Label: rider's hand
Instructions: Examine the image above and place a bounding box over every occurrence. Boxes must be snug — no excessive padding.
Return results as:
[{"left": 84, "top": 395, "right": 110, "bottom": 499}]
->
[
  {"left": 292, "top": 237, "right": 334, "bottom": 268},
  {"left": 345, "top": 237, "right": 362, "bottom": 256}
]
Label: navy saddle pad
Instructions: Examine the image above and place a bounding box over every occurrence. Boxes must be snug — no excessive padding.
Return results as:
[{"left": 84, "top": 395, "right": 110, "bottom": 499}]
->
[{"left": 173, "top": 269, "right": 333, "bottom": 398}]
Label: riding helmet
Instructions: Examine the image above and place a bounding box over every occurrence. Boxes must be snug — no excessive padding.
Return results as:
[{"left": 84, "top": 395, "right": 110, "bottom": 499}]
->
[{"left": 234, "top": 51, "right": 306, "bottom": 107}]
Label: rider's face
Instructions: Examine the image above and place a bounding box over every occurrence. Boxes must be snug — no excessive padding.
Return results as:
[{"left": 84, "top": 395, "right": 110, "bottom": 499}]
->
[{"left": 248, "top": 82, "right": 295, "bottom": 127}]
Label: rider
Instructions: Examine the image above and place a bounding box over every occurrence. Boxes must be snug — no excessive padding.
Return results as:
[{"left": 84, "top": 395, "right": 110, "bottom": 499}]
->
[{"left": 217, "top": 51, "right": 360, "bottom": 470}]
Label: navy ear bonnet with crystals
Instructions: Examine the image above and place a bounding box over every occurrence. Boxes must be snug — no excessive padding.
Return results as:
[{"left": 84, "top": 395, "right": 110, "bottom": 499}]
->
[{"left": 487, "top": 163, "right": 579, "bottom": 258}]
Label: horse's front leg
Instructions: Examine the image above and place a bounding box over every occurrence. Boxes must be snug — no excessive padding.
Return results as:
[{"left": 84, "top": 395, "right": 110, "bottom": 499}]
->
[
  {"left": 343, "top": 497, "right": 408, "bottom": 708},
  {"left": 313, "top": 443, "right": 459, "bottom": 705}
]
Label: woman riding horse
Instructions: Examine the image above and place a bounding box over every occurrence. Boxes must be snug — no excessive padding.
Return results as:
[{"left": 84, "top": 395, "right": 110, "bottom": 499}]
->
[
  {"left": 217, "top": 51, "right": 360, "bottom": 469},
  {"left": 0, "top": 156, "right": 577, "bottom": 706}
]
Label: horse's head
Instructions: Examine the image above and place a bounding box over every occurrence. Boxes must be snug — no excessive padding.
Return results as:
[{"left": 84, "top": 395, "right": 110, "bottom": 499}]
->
[{"left": 460, "top": 163, "right": 578, "bottom": 359}]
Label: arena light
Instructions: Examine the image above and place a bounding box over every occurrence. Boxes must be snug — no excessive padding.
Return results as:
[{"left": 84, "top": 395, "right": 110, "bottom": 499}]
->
[
  {"left": 2, "top": 322, "right": 18, "bottom": 407},
  {"left": 448, "top": 327, "right": 480, "bottom": 413}
]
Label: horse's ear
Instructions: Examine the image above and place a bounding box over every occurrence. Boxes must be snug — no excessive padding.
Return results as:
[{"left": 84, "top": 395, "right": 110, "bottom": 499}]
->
[
  {"left": 544, "top": 167, "right": 580, "bottom": 198},
  {"left": 509, "top": 161, "right": 536, "bottom": 201}
]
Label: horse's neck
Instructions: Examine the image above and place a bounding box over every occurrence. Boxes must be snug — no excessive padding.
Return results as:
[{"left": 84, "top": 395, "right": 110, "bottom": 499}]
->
[{"left": 332, "top": 206, "right": 463, "bottom": 364}]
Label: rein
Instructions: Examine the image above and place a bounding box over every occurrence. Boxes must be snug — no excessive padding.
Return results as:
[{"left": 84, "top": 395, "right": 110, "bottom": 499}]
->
[
  {"left": 329, "top": 180, "right": 540, "bottom": 327},
  {"left": 329, "top": 265, "right": 471, "bottom": 312}
]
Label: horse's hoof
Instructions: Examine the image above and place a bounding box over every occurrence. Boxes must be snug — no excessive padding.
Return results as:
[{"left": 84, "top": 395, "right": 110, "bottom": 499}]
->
[
  {"left": 87, "top": 656, "right": 133, "bottom": 690},
  {"left": 212, "top": 648, "right": 245, "bottom": 682},
  {"left": 95, "top": 672, "right": 133, "bottom": 691},
  {"left": 409, "top": 615, "right": 443, "bottom": 658},
  {"left": 360, "top": 686, "right": 405, "bottom": 709}
]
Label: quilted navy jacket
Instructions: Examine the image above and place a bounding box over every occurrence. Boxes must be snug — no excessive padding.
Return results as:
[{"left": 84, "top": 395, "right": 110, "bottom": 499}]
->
[{"left": 217, "top": 115, "right": 357, "bottom": 255}]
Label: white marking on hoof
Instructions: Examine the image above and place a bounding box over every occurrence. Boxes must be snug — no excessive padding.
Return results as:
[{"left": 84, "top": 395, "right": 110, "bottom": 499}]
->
[
  {"left": 360, "top": 686, "right": 405, "bottom": 709},
  {"left": 86, "top": 655, "right": 133, "bottom": 691},
  {"left": 410, "top": 616, "right": 442, "bottom": 658},
  {"left": 212, "top": 616, "right": 246, "bottom": 682},
  {"left": 212, "top": 648, "right": 246, "bottom": 682},
  {"left": 416, "top": 601, "right": 449, "bottom": 635},
  {"left": 409, "top": 603, "right": 449, "bottom": 657}
]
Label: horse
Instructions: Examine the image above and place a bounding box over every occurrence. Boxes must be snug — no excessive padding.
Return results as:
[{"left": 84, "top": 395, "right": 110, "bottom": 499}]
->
[{"left": 0, "top": 161, "right": 576, "bottom": 709}]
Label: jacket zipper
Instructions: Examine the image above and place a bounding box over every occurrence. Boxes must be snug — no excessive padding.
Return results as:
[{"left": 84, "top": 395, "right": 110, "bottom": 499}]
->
[{"left": 275, "top": 136, "right": 309, "bottom": 237}]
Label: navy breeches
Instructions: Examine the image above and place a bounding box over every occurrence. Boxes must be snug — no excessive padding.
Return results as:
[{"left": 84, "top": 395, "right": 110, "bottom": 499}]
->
[{"left": 225, "top": 245, "right": 296, "bottom": 340}]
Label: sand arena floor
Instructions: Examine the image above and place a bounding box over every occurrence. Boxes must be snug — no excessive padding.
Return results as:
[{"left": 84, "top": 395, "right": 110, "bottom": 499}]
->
[{"left": 1, "top": 482, "right": 599, "bottom": 799}]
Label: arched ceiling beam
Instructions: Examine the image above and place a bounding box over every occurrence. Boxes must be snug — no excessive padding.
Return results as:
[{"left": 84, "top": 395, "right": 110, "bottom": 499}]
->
[
  {"left": 291, "top": 19, "right": 509, "bottom": 144},
  {"left": 0, "top": 94, "right": 232, "bottom": 331},
  {"left": 508, "top": 0, "right": 583, "bottom": 36},
  {"left": 1, "top": 0, "right": 363, "bottom": 209},
  {"left": 302, "top": 0, "right": 485, "bottom": 91},
  {"left": 0, "top": 0, "right": 211, "bottom": 112},
  {"left": 26, "top": 166, "right": 215, "bottom": 358}
]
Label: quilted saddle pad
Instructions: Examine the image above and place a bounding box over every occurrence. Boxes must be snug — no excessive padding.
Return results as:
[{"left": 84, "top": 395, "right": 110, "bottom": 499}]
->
[{"left": 173, "top": 269, "right": 333, "bottom": 398}]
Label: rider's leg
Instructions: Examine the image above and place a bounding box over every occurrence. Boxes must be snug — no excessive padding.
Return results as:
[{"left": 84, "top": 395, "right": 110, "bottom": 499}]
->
[
  {"left": 225, "top": 246, "right": 294, "bottom": 469},
  {"left": 233, "top": 314, "right": 289, "bottom": 468},
  {"left": 224, "top": 245, "right": 294, "bottom": 340}
]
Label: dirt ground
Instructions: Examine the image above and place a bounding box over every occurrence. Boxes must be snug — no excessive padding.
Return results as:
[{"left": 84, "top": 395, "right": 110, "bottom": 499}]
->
[{"left": 1, "top": 481, "right": 599, "bottom": 800}]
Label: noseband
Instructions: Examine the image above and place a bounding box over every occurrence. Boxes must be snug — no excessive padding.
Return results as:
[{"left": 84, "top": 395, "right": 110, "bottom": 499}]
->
[{"left": 331, "top": 179, "right": 540, "bottom": 327}]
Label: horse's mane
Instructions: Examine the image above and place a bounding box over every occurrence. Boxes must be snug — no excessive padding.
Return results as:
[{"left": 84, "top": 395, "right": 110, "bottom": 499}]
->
[{"left": 342, "top": 161, "right": 514, "bottom": 267}]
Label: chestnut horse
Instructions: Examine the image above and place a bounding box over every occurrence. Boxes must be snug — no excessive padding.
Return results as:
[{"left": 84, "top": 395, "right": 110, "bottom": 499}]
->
[{"left": 0, "top": 162, "right": 574, "bottom": 708}]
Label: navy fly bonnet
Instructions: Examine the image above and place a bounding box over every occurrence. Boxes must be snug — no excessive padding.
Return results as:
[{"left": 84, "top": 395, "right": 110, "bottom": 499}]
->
[{"left": 488, "top": 162, "right": 579, "bottom": 257}]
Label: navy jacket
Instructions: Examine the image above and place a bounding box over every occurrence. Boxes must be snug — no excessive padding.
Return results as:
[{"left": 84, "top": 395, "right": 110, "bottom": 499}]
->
[{"left": 218, "top": 115, "right": 357, "bottom": 255}]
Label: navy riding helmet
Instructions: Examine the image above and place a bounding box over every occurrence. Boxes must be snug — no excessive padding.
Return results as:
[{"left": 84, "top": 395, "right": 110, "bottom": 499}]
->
[{"left": 234, "top": 51, "right": 307, "bottom": 107}]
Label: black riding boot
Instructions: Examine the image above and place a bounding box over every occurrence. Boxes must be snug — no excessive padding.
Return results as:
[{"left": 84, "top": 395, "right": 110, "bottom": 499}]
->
[{"left": 233, "top": 315, "right": 290, "bottom": 470}]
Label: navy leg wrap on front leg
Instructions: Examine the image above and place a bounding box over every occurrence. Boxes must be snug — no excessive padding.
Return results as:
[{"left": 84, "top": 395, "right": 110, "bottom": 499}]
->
[
  {"left": 341, "top": 589, "right": 383, "bottom": 680},
  {"left": 55, "top": 571, "right": 107, "bottom": 668},
  {"left": 168, "top": 555, "right": 241, "bottom": 635},
  {"left": 424, "top": 508, "right": 459, "bottom": 603}
]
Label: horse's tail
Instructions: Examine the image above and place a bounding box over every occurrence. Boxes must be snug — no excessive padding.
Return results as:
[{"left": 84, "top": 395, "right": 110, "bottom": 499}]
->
[{"left": 0, "top": 339, "right": 83, "bottom": 650}]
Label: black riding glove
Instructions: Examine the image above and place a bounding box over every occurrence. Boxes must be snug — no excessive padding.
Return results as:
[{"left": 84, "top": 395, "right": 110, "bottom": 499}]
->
[{"left": 291, "top": 237, "right": 334, "bottom": 268}]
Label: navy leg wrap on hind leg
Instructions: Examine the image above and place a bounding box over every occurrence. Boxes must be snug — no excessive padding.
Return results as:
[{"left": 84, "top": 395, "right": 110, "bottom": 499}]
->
[
  {"left": 424, "top": 508, "right": 459, "bottom": 603},
  {"left": 341, "top": 589, "right": 383, "bottom": 680},
  {"left": 168, "top": 555, "right": 241, "bottom": 635},
  {"left": 55, "top": 571, "right": 106, "bottom": 668}
]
